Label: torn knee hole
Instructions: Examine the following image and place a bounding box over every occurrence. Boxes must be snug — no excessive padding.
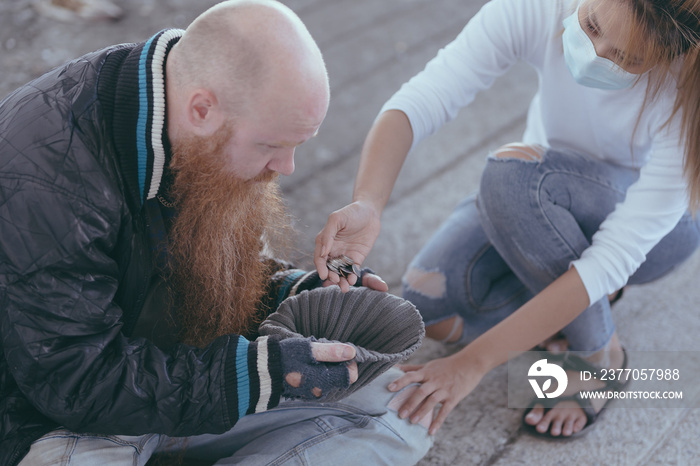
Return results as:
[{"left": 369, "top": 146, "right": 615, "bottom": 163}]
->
[
  {"left": 491, "top": 143, "right": 546, "bottom": 161},
  {"left": 403, "top": 268, "right": 446, "bottom": 299}
]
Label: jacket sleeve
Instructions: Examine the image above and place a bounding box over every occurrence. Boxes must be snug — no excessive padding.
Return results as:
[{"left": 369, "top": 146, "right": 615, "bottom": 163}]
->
[{"left": 0, "top": 177, "right": 285, "bottom": 437}]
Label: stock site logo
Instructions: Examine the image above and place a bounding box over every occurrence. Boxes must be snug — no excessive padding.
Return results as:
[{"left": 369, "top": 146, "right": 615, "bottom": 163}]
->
[{"left": 528, "top": 359, "right": 568, "bottom": 398}]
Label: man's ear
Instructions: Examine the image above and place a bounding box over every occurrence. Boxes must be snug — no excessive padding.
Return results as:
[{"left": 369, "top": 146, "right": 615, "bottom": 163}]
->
[{"left": 186, "top": 89, "right": 224, "bottom": 136}]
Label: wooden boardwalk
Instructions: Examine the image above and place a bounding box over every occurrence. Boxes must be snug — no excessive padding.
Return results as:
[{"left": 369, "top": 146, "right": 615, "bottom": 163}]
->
[{"left": 2, "top": 0, "right": 700, "bottom": 463}]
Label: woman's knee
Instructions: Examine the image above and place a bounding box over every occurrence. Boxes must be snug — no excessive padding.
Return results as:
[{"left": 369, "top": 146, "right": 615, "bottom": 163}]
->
[
  {"left": 402, "top": 267, "right": 447, "bottom": 300},
  {"left": 491, "top": 142, "right": 546, "bottom": 161},
  {"left": 479, "top": 143, "right": 544, "bottom": 224}
]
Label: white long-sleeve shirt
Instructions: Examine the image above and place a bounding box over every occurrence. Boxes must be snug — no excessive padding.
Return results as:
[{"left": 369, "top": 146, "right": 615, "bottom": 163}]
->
[{"left": 381, "top": 0, "right": 688, "bottom": 305}]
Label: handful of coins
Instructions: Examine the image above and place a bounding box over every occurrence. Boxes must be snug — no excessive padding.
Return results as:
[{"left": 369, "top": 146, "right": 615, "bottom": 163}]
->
[{"left": 326, "top": 255, "right": 361, "bottom": 279}]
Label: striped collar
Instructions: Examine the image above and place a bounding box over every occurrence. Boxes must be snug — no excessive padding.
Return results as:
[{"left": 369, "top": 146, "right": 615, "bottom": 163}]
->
[
  {"left": 135, "top": 29, "right": 184, "bottom": 203},
  {"left": 99, "top": 29, "right": 184, "bottom": 213}
]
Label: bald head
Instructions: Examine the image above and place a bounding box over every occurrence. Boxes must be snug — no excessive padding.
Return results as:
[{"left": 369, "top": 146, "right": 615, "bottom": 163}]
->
[
  {"left": 169, "top": 0, "right": 328, "bottom": 117},
  {"left": 166, "top": 1, "right": 330, "bottom": 180}
]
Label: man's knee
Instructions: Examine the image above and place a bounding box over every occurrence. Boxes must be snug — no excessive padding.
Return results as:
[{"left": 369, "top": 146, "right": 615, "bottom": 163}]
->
[
  {"left": 330, "top": 367, "right": 432, "bottom": 463},
  {"left": 18, "top": 430, "right": 159, "bottom": 465}
]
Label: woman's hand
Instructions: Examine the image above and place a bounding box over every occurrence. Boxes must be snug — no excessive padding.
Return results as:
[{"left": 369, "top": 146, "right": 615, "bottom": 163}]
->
[
  {"left": 388, "top": 354, "right": 486, "bottom": 435},
  {"left": 314, "top": 200, "right": 382, "bottom": 292}
]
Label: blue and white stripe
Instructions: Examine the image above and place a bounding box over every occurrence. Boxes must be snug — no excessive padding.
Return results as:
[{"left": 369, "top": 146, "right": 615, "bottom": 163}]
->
[
  {"left": 135, "top": 29, "right": 184, "bottom": 202},
  {"left": 255, "top": 336, "right": 273, "bottom": 412}
]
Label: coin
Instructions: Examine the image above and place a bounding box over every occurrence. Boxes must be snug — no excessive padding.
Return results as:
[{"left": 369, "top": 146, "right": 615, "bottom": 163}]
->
[{"left": 326, "top": 255, "right": 360, "bottom": 278}]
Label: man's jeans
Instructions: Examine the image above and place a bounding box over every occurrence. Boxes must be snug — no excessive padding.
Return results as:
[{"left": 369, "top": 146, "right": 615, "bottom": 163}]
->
[{"left": 19, "top": 367, "right": 431, "bottom": 465}]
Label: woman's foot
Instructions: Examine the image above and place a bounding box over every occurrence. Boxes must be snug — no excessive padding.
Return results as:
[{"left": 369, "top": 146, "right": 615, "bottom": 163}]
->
[
  {"left": 523, "top": 333, "right": 625, "bottom": 437},
  {"left": 538, "top": 333, "right": 569, "bottom": 353}
]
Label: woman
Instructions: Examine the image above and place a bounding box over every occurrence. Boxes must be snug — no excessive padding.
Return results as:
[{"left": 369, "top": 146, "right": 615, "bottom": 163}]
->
[{"left": 314, "top": 0, "right": 700, "bottom": 438}]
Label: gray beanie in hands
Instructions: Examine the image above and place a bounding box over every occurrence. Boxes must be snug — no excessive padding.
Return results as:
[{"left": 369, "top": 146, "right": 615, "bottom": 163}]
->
[{"left": 259, "top": 286, "right": 425, "bottom": 402}]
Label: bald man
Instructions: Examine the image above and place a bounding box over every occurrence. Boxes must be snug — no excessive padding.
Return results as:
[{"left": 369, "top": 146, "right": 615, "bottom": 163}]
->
[{"left": 0, "top": 1, "right": 431, "bottom": 464}]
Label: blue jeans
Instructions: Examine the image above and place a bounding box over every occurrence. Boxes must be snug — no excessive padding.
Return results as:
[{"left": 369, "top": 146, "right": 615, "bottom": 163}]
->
[
  {"left": 18, "top": 367, "right": 431, "bottom": 465},
  {"left": 403, "top": 150, "right": 700, "bottom": 353}
]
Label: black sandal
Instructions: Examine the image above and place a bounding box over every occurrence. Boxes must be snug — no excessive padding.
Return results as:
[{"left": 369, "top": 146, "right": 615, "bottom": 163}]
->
[{"left": 521, "top": 348, "right": 629, "bottom": 439}]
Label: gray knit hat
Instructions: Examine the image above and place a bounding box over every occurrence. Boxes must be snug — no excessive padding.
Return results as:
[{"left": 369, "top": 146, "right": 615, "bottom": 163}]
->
[{"left": 259, "top": 286, "right": 425, "bottom": 401}]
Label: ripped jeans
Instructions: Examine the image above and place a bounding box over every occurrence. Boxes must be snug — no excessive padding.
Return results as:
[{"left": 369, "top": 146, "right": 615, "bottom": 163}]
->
[{"left": 402, "top": 149, "right": 700, "bottom": 353}]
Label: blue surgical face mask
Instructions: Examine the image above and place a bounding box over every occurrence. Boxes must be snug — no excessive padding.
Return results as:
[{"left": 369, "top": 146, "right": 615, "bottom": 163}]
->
[{"left": 562, "top": 7, "right": 638, "bottom": 90}]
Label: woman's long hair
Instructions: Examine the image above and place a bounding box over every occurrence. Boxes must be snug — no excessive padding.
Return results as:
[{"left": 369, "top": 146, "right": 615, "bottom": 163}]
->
[{"left": 619, "top": 0, "right": 700, "bottom": 208}]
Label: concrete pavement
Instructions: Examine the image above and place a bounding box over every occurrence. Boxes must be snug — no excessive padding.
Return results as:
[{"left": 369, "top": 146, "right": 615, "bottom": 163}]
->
[{"left": 2, "top": 0, "right": 699, "bottom": 464}]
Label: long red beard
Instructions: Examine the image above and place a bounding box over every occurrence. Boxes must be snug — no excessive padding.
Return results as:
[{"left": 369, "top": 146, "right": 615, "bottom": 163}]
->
[{"left": 168, "top": 124, "right": 290, "bottom": 347}]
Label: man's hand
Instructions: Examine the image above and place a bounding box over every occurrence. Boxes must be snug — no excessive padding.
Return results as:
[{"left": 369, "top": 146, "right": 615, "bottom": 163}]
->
[
  {"left": 320, "top": 270, "right": 388, "bottom": 293},
  {"left": 357, "top": 272, "right": 389, "bottom": 292},
  {"left": 315, "top": 201, "right": 382, "bottom": 292},
  {"left": 310, "top": 342, "right": 358, "bottom": 384},
  {"left": 280, "top": 340, "right": 358, "bottom": 399},
  {"left": 387, "top": 354, "right": 485, "bottom": 435}
]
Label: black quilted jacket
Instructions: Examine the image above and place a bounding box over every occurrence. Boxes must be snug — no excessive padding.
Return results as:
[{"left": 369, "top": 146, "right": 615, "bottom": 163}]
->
[{"left": 0, "top": 30, "right": 311, "bottom": 465}]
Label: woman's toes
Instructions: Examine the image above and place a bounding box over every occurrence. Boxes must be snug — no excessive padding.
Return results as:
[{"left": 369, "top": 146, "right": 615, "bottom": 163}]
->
[
  {"left": 562, "top": 417, "right": 576, "bottom": 436},
  {"left": 535, "top": 411, "right": 553, "bottom": 433},
  {"left": 549, "top": 417, "right": 564, "bottom": 436},
  {"left": 524, "top": 405, "right": 545, "bottom": 425},
  {"left": 572, "top": 415, "right": 588, "bottom": 433},
  {"left": 535, "top": 418, "right": 551, "bottom": 433},
  {"left": 526, "top": 403, "right": 592, "bottom": 436}
]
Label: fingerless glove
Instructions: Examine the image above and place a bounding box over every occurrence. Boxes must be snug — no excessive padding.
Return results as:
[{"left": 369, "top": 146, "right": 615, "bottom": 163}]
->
[{"left": 278, "top": 337, "right": 351, "bottom": 400}]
